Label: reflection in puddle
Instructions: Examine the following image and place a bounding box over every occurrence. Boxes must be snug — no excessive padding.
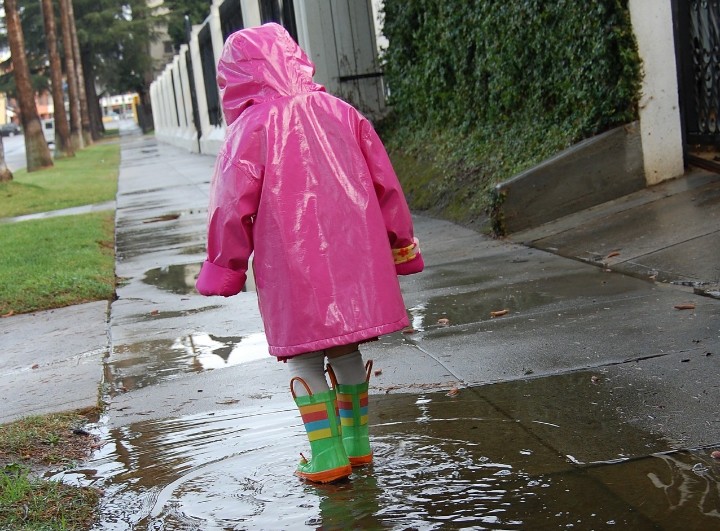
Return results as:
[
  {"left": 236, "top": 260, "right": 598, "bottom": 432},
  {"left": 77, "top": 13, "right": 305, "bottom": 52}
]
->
[
  {"left": 106, "top": 332, "right": 268, "bottom": 394},
  {"left": 172, "top": 332, "right": 268, "bottom": 369},
  {"left": 143, "top": 262, "right": 256, "bottom": 294},
  {"left": 405, "top": 268, "right": 645, "bottom": 331},
  {"left": 406, "top": 284, "right": 554, "bottom": 331},
  {"left": 71, "top": 376, "right": 719, "bottom": 529}
]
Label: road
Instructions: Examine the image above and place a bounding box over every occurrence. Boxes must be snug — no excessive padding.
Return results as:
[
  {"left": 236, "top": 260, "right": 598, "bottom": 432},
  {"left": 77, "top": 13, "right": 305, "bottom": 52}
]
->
[{"left": 2, "top": 133, "right": 28, "bottom": 172}]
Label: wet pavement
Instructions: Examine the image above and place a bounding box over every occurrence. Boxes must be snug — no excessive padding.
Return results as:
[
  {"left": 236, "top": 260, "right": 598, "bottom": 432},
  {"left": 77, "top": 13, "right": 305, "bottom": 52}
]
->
[
  {"left": 2, "top": 128, "right": 720, "bottom": 528},
  {"left": 71, "top": 375, "right": 719, "bottom": 529}
]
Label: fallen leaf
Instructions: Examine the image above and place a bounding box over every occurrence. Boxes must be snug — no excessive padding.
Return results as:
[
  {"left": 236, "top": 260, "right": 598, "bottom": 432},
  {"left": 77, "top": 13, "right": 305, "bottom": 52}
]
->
[
  {"left": 674, "top": 303, "right": 696, "bottom": 310},
  {"left": 591, "top": 375, "right": 600, "bottom": 384},
  {"left": 401, "top": 327, "right": 416, "bottom": 334},
  {"left": 490, "top": 309, "right": 509, "bottom": 318},
  {"left": 31, "top": 363, "right": 39, "bottom": 370},
  {"left": 374, "top": 369, "right": 383, "bottom": 377},
  {"left": 437, "top": 318, "right": 450, "bottom": 326},
  {"left": 606, "top": 251, "right": 621, "bottom": 259},
  {"left": 446, "top": 387, "right": 459, "bottom": 397},
  {"left": 711, "top": 450, "right": 720, "bottom": 460},
  {"left": 150, "top": 309, "right": 159, "bottom": 315},
  {"left": 1, "top": 310, "right": 14, "bottom": 318}
]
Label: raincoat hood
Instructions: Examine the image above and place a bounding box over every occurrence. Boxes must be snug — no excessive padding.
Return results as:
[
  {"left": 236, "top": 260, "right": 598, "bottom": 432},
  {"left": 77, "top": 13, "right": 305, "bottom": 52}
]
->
[{"left": 217, "top": 23, "right": 325, "bottom": 125}]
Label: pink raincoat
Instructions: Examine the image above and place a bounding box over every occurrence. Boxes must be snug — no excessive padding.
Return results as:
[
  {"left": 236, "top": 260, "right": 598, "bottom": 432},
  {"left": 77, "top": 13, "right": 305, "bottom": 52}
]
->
[{"left": 196, "top": 23, "right": 424, "bottom": 358}]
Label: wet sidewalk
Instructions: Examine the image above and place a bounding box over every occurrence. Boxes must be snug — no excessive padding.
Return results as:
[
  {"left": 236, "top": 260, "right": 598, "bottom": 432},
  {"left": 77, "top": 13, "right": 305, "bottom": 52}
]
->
[{"left": 3, "top": 129, "right": 720, "bottom": 528}]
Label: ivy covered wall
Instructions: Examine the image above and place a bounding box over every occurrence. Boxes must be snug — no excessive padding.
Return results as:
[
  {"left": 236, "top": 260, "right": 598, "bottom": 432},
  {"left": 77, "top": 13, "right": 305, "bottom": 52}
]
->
[{"left": 380, "top": 0, "right": 642, "bottom": 228}]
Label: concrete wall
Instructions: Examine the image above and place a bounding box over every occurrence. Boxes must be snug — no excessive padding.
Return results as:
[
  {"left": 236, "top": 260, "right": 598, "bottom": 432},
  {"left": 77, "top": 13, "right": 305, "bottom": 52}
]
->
[
  {"left": 628, "top": 0, "right": 685, "bottom": 185},
  {"left": 494, "top": 123, "right": 647, "bottom": 235},
  {"left": 151, "top": 0, "right": 385, "bottom": 156}
]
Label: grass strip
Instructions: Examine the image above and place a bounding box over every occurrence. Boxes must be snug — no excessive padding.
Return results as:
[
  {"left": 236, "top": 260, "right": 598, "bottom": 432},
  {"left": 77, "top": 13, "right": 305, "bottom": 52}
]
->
[
  {"left": 0, "top": 410, "right": 101, "bottom": 467},
  {"left": 0, "top": 410, "right": 101, "bottom": 530},
  {"left": 0, "top": 141, "right": 120, "bottom": 218},
  {"left": 0, "top": 467, "right": 100, "bottom": 531},
  {"left": 0, "top": 211, "right": 115, "bottom": 315}
]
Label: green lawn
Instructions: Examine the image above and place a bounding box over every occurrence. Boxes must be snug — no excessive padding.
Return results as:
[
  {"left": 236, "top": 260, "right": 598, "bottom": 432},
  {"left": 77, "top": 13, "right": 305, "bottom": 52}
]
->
[
  {"left": 0, "top": 212, "right": 115, "bottom": 315},
  {"left": 0, "top": 141, "right": 120, "bottom": 218},
  {"left": 0, "top": 141, "right": 120, "bottom": 315}
]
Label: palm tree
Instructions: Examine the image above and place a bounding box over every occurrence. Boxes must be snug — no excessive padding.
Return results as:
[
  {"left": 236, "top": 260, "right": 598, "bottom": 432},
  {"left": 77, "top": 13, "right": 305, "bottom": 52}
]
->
[
  {"left": 66, "top": 0, "right": 92, "bottom": 145},
  {"left": 0, "top": 137, "right": 13, "bottom": 182},
  {"left": 41, "top": 0, "right": 74, "bottom": 158},
  {"left": 3, "top": 0, "right": 53, "bottom": 172},
  {"left": 58, "top": 0, "right": 83, "bottom": 150}
]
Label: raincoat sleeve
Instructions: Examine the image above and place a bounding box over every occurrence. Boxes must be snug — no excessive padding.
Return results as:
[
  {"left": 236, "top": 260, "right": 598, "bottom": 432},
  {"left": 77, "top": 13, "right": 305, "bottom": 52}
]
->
[
  {"left": 359, "top": 119, "right": 424, "bottom": 276},
  {"left": 195, "top": 151, "right": 261, "bottom": 296}
]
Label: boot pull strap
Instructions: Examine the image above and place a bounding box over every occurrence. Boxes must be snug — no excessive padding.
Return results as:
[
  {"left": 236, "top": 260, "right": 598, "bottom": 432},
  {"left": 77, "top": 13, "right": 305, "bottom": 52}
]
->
[
  {"left": 364, "top": 359, "right": 373, "bottom": 383},
  {"left": 326, "top": 363, "right": 338, "bottom": 389},
  {"left": 290, "top": 376, "right": 312, "bottom": 399}
]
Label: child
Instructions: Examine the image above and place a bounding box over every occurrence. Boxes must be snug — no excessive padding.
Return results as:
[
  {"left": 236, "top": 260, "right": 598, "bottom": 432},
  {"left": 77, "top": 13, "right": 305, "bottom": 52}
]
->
[{"left": 195, "top": 23, "right": 423, "bottom": 483}]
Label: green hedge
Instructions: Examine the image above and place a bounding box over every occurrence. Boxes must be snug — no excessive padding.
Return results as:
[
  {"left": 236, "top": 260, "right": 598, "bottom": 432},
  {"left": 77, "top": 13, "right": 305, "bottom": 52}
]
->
[{"left": 380, "top": 0, "right": 642, "bottom": 228}]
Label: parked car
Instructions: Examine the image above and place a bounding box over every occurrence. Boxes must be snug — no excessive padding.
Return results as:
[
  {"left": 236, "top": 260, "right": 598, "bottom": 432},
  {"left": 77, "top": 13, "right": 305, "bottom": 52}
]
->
[{"left": 0, "top": 122, "right": 21, "bottom": 137}]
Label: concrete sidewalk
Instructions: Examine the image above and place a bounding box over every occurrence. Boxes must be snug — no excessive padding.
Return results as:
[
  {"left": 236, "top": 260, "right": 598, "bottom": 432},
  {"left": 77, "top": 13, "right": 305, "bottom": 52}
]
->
[{"left": 1, "top": 130, "right": 718, "bottom": 460}]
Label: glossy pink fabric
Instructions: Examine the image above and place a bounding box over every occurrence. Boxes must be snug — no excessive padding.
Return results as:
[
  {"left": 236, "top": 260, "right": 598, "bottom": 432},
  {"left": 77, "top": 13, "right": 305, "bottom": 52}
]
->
[{"left": 196, "top": 23, "right": 423, "bottom": 357}]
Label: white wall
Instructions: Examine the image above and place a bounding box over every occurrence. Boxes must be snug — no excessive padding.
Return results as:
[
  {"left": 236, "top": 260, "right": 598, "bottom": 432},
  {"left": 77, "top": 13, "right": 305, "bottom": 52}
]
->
[{"left": 628, "top": 0, "right": 685, "bottom": 185}]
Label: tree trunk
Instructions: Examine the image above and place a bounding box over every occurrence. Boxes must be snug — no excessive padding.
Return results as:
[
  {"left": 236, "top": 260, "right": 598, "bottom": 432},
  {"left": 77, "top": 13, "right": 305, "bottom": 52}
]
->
[
  {"left": 58, "top": 0, "right": 83, "bottom": 151},
  {"left": 0, "top": 137, "right": 13, "bottom": 182},
  {"left": 3, "top": 0, "right": 54, "bottom": 172},
  {"left": 67, "top": 0, "right": 92, "bottom": 146},
  {"left": 137, "top": 87, "right": 154, "bottom": 134},
  {"left": 82, "top": 47, "right": 105, "bottom": 141},
  {"left": 41, "top": 0, "right": 74, "bottom": 159}
]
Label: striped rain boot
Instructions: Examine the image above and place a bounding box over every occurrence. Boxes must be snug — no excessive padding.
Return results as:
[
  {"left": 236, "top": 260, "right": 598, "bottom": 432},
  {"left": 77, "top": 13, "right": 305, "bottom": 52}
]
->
[
  {"left": 328, "top": 360, "right": 373, "bottom": 466},
  {"left": 291, "top": 377, "right": 352, "bottom": 483}
]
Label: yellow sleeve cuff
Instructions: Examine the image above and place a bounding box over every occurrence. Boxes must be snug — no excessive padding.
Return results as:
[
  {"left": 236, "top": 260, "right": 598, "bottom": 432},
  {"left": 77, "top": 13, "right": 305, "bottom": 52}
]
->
[{"left": 392, "top": 240, "right": 419, "bottom": 265}]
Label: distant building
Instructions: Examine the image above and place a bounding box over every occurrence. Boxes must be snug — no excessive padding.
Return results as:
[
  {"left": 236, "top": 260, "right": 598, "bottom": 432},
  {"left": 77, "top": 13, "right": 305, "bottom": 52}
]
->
[
  {"left": 100, "top": 93, "right": 139, "bottom": 124},
  {"left": 148, "top": 0, "right": 176, "bottom": 80}
]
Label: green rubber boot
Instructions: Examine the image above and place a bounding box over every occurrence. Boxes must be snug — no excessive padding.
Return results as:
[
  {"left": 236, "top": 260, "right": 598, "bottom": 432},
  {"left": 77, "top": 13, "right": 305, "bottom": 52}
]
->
[
  {"left": 291, "top": 377, "right": 352, "bottom": 483},
  {"left": 328, "top": 360, "right": 373, "bottom": 466}
]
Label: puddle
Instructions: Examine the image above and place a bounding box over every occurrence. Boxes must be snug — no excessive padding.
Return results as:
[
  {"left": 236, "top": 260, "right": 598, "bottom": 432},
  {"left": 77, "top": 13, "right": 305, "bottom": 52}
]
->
[
  {"left": 142, "top": 263, "right": 256, "bottom": 294},
  {"left": 67, "top": 372, "right": 719, "bottom": 529},
  {"left": 142, "top": 263, "right": 202, "bottom": 295},
  {"left": 115, "top": 228, "right": 206, "bottom": 260},
  {"left": 404, "top": 268, "right": 649, "bottom": 331},
  {"left": 106, "top": 332, "right": 268, "bottom": 394},
  {"left": 407, "top": 287, "right": 555, "bottom": 331}
]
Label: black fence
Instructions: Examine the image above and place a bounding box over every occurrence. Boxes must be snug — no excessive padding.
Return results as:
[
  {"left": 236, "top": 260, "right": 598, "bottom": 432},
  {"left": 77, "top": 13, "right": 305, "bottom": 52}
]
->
[
  {"left": 675, "top": 0, "right": 720, "bottom": 147},
  {"left": 199, "top": 25, "right": 222, "bottom": 127}
]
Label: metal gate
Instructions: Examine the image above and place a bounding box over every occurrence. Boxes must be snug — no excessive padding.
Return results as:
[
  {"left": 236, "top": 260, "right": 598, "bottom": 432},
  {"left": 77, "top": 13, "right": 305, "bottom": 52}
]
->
[{"left": 675, "top": 0, "right": 720, "bottom": 168}]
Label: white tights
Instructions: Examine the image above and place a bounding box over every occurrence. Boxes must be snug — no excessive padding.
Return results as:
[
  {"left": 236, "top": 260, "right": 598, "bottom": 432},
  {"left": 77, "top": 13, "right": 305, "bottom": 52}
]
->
[{"left": 288, "top": 348, "right": 366, "bottom": 397}]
